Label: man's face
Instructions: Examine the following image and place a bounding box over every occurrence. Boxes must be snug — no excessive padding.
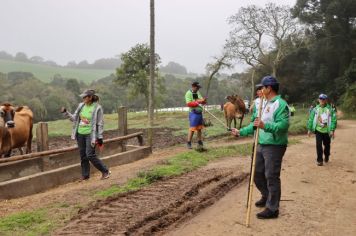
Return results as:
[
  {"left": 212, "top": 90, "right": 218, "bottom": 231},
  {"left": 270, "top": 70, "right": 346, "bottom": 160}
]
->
[
  {"left": 319, "top": 98, "right": 326, "bottom": 106},
  {"left": 192, "top": 86, "right": 199, "bottom": 92},
  {"left": 262, "top": 86, "right": 271, "bottom": 97}
]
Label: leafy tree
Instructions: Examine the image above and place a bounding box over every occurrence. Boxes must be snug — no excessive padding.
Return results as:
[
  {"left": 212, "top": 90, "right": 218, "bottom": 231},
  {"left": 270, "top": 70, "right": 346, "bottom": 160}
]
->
[
  {"left": 28, "top": 98, "right": 47, "bottom": 122},
  {"left": 77, "top": 60, "right": 90, "bottom": 68},
  {"left": 14, "top": 52, "right": 28, "bottom": 62},
  {"left": 43, "top": 93, "right": 71, "bottom": 120},
  {"left": 7, "top": 72, "right": 34, "bottom": 85},
  {"left": 29, "top": 56, "right": 44, "bottom": 64},
  {"left": 160, "top": 61, "right": 188, "bottom": 75},
  {"left": 92, "top": 57, "right": 121, "bottom": 70},
  {"left": 116, "top": 43, "right": 162, "bottom": 108},
  {"left": 292, "top": 0, "right": 356, "bottom": 100},
  {"left": 66, "top": 61, "right": 77, "bottom": 68},
  {"left": 0, "top": 51, "right": 13, "bottom": 60},
  {"left": 43, "top": 60, "right": 58, "bottom": 67},
  {"left": 65, "top": 78, "right": 81, "bottom": 101}
]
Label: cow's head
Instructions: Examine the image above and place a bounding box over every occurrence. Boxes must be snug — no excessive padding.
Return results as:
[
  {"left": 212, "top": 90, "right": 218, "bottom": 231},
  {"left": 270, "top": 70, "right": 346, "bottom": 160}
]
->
[{"left": 0, "top": 103, "right": 16, "bottom": 128}]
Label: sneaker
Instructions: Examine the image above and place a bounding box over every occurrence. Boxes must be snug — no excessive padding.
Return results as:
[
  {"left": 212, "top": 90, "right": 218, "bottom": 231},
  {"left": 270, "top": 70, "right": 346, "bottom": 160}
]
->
[
  {"left": 187, "top": 142, "right": 192, "bottom": 149},
  {"left": 255, "top": 197, "right": 267, "bottom": 208},
  {"left": 197, "top": 141, "right": 204, "bottom": 149},
  {"left": 256, "top": 208, "right": 279, "bottom": 219},
  {"left": 81, "top": 176, "right": 89, "bottom": 181},
  {"left": 317, "top": 162, "right": 323, "bottom": 166},
  {"left": 101, "top": 171, "right": 111, "bottom": 180}
]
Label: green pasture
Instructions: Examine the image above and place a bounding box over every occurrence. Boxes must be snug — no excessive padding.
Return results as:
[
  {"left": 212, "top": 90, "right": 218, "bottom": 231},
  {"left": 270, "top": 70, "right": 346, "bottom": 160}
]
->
[
  {"left": 0, "top": 59, "right": 114, "bottom": 83},
  {"left": 38, "top": 107, "right": 309, "bottom": 139}
]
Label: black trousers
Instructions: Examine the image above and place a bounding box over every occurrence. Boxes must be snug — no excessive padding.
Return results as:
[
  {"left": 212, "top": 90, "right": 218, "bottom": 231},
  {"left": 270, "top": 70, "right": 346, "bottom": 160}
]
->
[
  {"left": 315, "top": 130, "right": 331, "bottom": 163},
  {"left": 254, "top": 145, "right": 287, "bottom": 212}
]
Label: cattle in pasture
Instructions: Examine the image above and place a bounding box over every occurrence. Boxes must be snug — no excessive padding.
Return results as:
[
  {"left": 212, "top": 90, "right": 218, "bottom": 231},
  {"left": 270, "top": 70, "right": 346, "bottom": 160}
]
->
[
  {"left": 0, "top": 103, "right": 33, "bottom": 157},
  {"left": 0, "top": 126, "right": 12, "bottom": 157},
  {"left": 223, "top": 95, "right": 246, "bottom": 129}
]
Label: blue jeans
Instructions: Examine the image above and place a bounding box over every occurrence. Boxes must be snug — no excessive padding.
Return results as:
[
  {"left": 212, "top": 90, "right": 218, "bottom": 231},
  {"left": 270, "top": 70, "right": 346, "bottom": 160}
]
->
[{"left": 76, "top": 133, "right": 109, "bottom": 178}]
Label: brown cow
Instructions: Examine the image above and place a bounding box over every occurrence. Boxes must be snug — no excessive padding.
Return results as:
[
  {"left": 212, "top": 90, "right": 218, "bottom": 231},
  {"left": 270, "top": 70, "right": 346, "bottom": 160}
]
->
[
  {"left": 0, "top": 127, "right": 12, "bottom": 157},
  {"left": 0, "top": 103, "right": 33, "bottom": 157},
  {"left": 223, "top": 95, "right": 246, "bottom": 129}
]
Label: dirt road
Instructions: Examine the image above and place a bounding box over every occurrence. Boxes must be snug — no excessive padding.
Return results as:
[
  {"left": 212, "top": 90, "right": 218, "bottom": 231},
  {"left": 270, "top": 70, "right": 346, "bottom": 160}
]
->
[
  {"left": 1, "top": 121, "right": 355, "bottom": 236},
  {"left": 169, "top": 120, "right": 356, "bottom": 236}
]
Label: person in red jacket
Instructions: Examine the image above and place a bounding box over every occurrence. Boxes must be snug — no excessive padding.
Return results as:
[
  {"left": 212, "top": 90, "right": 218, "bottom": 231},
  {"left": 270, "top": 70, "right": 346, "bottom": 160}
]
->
[{"left": 185, "top": 82, "right": 207, "bottom": 149}]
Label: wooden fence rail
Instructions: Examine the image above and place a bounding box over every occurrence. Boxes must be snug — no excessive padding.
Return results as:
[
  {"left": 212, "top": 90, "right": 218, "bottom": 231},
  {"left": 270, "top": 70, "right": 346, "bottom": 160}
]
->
[{"left": 0, "top": 132, "right": 143, "bottom": 164}]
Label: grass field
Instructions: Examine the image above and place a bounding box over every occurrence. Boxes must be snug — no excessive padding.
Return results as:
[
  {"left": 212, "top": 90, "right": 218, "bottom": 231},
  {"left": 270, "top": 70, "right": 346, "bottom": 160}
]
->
[
  {"left": 0, "top": 59, "right": 114, "bottom": 83},
  {"left": 37, "top": 108, "right": 309, "bottom": 139}
]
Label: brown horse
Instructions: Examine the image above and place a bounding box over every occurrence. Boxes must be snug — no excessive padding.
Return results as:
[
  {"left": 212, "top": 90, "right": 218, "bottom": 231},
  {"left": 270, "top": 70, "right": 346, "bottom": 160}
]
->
[{"left": 223, "top": 95, "right": 246, "bottom": 129}]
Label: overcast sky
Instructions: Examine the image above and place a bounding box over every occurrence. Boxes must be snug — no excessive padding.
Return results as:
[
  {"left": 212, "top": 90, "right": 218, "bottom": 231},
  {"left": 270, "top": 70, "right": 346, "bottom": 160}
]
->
[{"left": 0, "top": 0, "right": 296, "bottom": 74}]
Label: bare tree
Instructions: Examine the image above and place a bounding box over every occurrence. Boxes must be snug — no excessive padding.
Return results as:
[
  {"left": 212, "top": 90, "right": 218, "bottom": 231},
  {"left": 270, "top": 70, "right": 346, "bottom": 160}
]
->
[
  {"left": 226, "top": 3, "right": 302, "bottom": 77},
  {"left": 205, "top": 52, "right": 231, "bottom": 97}
]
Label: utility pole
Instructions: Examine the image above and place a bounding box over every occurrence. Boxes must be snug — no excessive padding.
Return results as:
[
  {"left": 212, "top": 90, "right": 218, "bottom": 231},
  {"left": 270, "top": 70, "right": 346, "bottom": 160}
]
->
[{"left": 148, "top": 0, "right": 155, "bottom": 146}]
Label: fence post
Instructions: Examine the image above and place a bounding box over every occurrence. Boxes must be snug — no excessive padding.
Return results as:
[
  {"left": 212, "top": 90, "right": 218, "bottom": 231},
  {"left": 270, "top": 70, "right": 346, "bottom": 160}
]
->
[
  {"left": 118, "top": 106, "right": 128, "bottom": 152},
  {"left": 36, "top": 122, "right": 49, "bottom": 152}
]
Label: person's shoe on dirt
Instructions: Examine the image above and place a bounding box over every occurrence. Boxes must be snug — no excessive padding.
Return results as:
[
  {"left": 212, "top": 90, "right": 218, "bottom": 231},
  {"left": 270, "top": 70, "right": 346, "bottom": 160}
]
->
[
  {"left": 80, "top": 176, "right": 89, "bottom": 182},
  {"left": 256, "top": 208, "right": 279, "bottom": 219},
  {"left": 325, "top": 156, "right": 329, "bottom": 163},
  {"left": 187, "top": 142, "right": 192, "bottom": 149},
  {"left": 101, "top": 171, "right": 111, "bottom": 180},
  {"left": 197, "top": 140, "right": 204, "bottom": 148},
  {"left": 317, "top": 161, "right": 323, "bottom": 166},
  {"left": 255, "top": 196, "right": 267, "bottom": 208}
]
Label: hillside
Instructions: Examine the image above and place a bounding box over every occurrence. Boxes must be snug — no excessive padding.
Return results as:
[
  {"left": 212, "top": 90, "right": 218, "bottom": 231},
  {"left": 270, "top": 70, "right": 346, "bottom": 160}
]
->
[{"left": 0, "top": 59, "right": 114, "bottom": 83}]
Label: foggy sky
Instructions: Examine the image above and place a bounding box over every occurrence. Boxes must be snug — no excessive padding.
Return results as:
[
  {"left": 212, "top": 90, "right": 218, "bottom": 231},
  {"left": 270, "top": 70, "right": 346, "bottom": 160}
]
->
[{"left": 0, "top": 0, "right": 296, "bottom": 74}]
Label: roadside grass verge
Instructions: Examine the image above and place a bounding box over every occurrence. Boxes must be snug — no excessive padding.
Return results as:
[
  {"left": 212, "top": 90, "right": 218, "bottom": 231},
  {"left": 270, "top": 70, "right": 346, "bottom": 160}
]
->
[
  {"left": 0, "top": 202, "right": 81, "bottom": 236},
  {"left": 0, "top": 208, "right": 53, "bottom": 236}
]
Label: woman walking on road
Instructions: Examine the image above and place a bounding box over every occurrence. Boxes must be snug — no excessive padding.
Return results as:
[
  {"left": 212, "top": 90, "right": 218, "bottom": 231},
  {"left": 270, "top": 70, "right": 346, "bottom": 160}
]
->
[{"left": 61, "top": 89, "right": 111, "bottom": 180}]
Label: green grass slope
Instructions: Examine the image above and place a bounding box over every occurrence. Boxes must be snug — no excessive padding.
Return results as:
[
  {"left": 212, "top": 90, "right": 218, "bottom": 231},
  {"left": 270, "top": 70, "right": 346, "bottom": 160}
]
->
[{"left": 0, "top": 59, "right": 114, "bottom": 83}]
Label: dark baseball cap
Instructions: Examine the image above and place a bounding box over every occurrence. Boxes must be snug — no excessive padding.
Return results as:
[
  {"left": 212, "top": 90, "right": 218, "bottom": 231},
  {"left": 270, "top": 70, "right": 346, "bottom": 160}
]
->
[
  {"left": 191, "top": 81, "right": 201, "bottom": 88},
  {"left": 260, "top": 76, "right": 279, "bottom": 86}
]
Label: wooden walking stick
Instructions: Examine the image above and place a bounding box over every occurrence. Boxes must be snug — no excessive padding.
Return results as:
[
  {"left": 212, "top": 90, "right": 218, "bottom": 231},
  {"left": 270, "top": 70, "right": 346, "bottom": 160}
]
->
[{"left": 245, "top": 97, "right": 264, "bottom": 227}]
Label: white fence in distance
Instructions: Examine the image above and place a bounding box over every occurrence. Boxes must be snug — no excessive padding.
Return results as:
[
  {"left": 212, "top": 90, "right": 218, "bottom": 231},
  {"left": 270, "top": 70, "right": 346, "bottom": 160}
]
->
[{"left": 133, "top": 105, "right": 222, "bottom": 113}]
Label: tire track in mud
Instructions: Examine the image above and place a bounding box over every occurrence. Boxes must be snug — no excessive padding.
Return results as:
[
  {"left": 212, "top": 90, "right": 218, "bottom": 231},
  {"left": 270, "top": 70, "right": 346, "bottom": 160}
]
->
[{"left": 55, "top": 168, "right": 248, "bottom": 236}]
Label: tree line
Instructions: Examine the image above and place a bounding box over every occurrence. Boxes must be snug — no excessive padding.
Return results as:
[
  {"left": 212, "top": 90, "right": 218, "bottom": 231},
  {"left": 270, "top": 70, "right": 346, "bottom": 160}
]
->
[
  {"left": 0, "top": 51, "right": 121, "bottom": 70},
  {"left": 222, "top": 1, "right": 356, "bottom": 112},
  {"left": 0, "top": 69, "right": 242, "bottom": 122}
]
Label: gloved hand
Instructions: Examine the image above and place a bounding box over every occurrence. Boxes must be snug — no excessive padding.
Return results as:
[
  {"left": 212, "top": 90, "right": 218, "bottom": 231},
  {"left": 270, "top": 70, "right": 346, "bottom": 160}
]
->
[
  {"left": 96, "top": 138, "right": 103, "bottom": 146},
  {"left": 60, "top": 107, "right": 67, "bottom": 113}
]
